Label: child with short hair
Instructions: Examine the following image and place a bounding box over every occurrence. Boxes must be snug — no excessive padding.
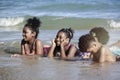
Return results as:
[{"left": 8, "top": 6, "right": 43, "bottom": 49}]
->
[
  {"left": 89, "top": 27, "right": 109, "bottom": 44},
  {"left": 21, "top": 17, "right": 43, "bottom": 56},
  {"left": 48, "top": 28, "right": 79, "bottom": 59},
  {"left": 89, "top": 27, "right": 120, "bottom": 60},
  {"left": 78, "top": 34, "right": 116, "bottom": 63},
  {"left": 79, "top": 27, "right": 109, "bottom": 60}
]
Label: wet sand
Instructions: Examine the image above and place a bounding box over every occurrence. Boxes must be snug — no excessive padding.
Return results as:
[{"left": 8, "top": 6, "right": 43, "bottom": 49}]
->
[{"left": 0, "top": 52, "right": 120, "bottom": 80}]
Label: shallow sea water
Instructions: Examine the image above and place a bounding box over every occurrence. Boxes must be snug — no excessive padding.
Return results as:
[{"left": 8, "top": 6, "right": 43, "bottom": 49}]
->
[{"left": 0, "top": 30, "right": 120, "bottom": 80}]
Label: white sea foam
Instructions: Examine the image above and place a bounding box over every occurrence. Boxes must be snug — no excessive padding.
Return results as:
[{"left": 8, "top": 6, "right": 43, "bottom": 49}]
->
[
  {"left": 0, "top": 17, "right": 24, "bottom": 27},
  {"left": 108, "top": 20, "right": 120, "bottom": 28}
]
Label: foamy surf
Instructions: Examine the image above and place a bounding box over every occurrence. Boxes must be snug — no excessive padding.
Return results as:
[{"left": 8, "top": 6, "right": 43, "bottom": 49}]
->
[
  {"left": 108, "top": 20, "right": 120, "bottom": 28},
  {"left": 0, "top": 17, "right": 24, "bottom": 27}
]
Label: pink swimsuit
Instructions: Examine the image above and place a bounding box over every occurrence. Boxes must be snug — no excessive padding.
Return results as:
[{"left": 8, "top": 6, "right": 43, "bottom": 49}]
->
[{"left": 43, "top": 46, "right": 51, "bottom": 57}]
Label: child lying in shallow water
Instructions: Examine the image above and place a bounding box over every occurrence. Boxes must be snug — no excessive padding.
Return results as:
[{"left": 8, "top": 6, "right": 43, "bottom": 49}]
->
[
  {"left": 78, "top": 34, "right": 116, "bottom": 63},
  {"left": 89, "top": 27, "right": 120, "bottom": 59},
  {"left": 12, "top": 17, "right": 43, "bottom": 57},
  {"left": 21, "top": 17, "right": 43, "bottom": 56},
  {"left": 48, "top": 28, "right": 79, "bottom": 60}
]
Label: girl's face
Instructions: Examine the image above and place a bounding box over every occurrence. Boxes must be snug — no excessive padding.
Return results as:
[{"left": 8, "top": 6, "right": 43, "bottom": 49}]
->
[
  {"left": 22, "top": 27, "right": 35, "bottom": 41},
  {"left": 55, "top": 32, "right": 68, "bottom": 46}
]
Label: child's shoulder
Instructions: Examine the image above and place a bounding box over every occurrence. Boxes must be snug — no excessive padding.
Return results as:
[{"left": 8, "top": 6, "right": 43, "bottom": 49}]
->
[
  {"left": 35, "top": 39, "right": 43, "bottom": 44},
  {"left": 68, "top": 44, "right": 78, "bottom": 51},
  {"left": 101, "top": 45, "right": 112, "bottom": 54},
  {"left": 102, "top": 45, "right": 110, "bottom": 50},
  {"left": 36, "top": 39, "right": 42, "bottom": 41},
  {"left": 69, "top": 44, "right": 77, "bottom": 48}
]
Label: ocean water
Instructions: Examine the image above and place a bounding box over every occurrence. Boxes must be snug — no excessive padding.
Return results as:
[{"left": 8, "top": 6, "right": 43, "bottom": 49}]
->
[{"left": 0, "top": 0, "right": 120, "bottom": 30}]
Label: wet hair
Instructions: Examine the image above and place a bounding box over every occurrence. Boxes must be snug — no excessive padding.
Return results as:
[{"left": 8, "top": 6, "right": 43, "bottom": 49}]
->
[
  {"left": 57, "top": 28, "right": 74, "bottom": 41},
  {"left": 78, "top": 34, "right": 96, "bottom": 52},
  {"left": 89, "top": 27, "right": 109, "bottom": 44},
  {"left": 25, "top": 17, "right": 41, "bottom": 38}
]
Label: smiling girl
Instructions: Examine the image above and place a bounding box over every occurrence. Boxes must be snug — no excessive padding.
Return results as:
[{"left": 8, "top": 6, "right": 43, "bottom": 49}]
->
[
  {"left": 48, "top": 28, "right": 79, "bottom": 60},
  {"left": 21, "top": 17, "right": 43, "bottom": 56}
]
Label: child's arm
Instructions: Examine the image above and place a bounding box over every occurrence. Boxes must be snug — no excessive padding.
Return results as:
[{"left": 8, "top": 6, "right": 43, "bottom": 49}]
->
[
  {"left": 21, "top": 39, "right": 34, "bottom": 55},
  {"left": 48, "top": 39, "right": 56, "bottom": 58},
  {"left": 21, "top": 41, "right": 34, "bottom": 56},
  {"left": 60, "top": 44, "right": 66, "bottom": 59},
  {"left": 66, "top": 45, "right": 77, "bottom": 59},
  {"left": 99, "top": 47, "right": 105, "bottom": 63},
  {"left": 99, "top": 50, "right": 105, "bottom": 63},
  {"left": 60, "top": 40, "right": 77, "bottom": 59},
  {"left": 35, "top": 39, "right": 43, "bottom": 56},
  {"left": 21, "top": 40, "right": 25, "bottom": 55},
  {"left": 24, "top": 44, "right": 31, "bottom": 55},
  {"left": 60, "top": 39, "right": 68, "bottom": 59},
  {"left": 11, "top": 40, "right": 25, "bottom": 57},
  {"left": 21, "top": 45, "right": 25, "bottom": 55}
]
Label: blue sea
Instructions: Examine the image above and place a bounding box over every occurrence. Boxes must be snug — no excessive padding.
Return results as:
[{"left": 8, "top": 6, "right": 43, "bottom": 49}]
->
[{"left": 0, "top": 0, "right": 120, "bottom": 31}]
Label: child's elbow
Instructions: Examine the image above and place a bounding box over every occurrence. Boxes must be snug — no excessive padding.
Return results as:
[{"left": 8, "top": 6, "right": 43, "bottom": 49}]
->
[
  {"left": 99, "top": 60, "right": 105, "bottom": 63},
  {"left": 99, "top": 59, "right": 105, "bottom": 63}
]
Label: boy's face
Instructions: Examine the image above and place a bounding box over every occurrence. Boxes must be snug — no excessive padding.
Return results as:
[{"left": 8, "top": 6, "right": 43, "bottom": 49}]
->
[{"left": 87, "top": 42, "right": 98, "bottom": 54}]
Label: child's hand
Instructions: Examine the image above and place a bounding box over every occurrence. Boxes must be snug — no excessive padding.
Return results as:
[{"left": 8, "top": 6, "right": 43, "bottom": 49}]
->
[
  {"left": 11, "top": 54, "right": 20, "bottom": 57},
  {"left": 61, "top": 39, "right": 69, "bottom": 47},
  {"left": 52, "top": 39, "right": 56, "bottom": 47}
]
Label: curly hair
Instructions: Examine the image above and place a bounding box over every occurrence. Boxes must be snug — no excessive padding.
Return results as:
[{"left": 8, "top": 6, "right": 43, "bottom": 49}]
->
[
  {"left": 89, "top": 27, "right": 109, "bottom": 44},
  {"left": 78, "top": 34, "right": 96, "bottom": 52},
  {"left": 25, "top": 17, "right": 41, "bottom": 38}
]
